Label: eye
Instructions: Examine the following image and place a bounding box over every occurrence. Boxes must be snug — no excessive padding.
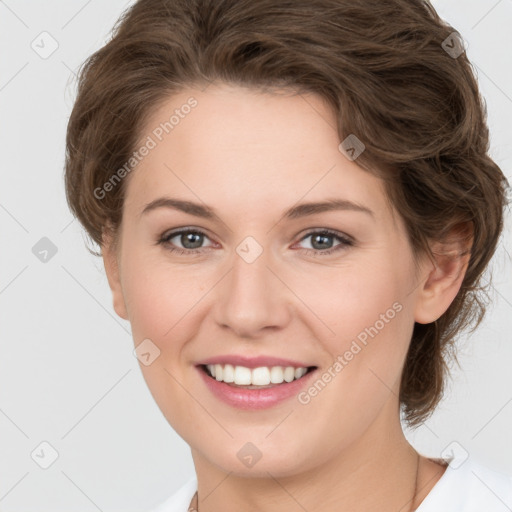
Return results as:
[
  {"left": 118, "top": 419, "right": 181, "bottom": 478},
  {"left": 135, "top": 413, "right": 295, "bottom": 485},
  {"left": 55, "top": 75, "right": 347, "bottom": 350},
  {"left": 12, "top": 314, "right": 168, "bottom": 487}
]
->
[
  {"left": 157, "top": 228, "right": 215, "bottom": 255},
  {"left": 157, "top": 227, "right": 354, "bottom": 257},
  {"left": 295, "top": 229, "right": 354, "bottom": 256}
]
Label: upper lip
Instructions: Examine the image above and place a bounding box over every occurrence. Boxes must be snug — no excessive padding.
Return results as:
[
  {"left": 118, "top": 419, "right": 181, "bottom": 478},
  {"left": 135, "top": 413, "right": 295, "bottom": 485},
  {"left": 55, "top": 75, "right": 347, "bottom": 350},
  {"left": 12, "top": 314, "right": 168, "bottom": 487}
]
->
[{"left": 196, "top": 355, "right": 315, "bottom": 369}]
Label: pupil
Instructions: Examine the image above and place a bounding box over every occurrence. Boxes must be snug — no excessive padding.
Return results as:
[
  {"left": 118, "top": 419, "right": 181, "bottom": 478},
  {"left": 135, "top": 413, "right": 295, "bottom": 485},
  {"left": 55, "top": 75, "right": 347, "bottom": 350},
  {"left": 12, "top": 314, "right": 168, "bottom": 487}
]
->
[
  {"left": 182, "top": 232, "right": 203, "bottom": 249},
  {"left": 312, "top": 234, "right": 332, "bottom": 250}
]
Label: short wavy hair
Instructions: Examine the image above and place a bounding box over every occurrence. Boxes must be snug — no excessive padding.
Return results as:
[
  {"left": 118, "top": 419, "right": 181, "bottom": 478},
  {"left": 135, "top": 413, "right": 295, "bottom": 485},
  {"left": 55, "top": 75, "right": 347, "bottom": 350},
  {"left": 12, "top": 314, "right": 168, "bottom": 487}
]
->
[{"left": 64, "top": 0, "right": 509, "bottom": 426}]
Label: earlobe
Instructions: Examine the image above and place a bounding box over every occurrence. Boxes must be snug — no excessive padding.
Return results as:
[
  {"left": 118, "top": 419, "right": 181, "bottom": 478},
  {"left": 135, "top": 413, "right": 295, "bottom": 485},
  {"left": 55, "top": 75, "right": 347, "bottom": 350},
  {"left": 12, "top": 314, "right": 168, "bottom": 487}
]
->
[
  {"left": 101, "top": 228, "right": 129, "bottom": 321},
  {"left": 414, "top": 225, "right": 472, "bottom": 324}
]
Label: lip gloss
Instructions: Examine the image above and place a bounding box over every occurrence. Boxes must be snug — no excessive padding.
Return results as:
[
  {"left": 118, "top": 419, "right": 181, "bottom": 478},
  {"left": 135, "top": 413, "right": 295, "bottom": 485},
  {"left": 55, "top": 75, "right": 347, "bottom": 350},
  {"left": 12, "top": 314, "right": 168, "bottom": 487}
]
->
[{"left": 197, "top": 366, "right": 317, "bottom": 410}]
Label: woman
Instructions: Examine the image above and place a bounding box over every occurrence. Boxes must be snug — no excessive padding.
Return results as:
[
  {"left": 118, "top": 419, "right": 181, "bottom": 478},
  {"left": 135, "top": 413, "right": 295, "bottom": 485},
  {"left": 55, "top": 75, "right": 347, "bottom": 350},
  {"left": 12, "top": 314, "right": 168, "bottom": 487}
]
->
[{"left": 64, "top": 0, "right": 511, "bottom": 510}]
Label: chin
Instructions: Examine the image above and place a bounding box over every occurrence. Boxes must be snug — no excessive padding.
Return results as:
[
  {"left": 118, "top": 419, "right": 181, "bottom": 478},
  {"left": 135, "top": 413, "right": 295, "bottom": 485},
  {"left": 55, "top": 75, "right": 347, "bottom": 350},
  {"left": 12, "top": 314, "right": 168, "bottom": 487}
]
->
[{"left": 192, "top": 436, "right": 321, "bottom": 479}]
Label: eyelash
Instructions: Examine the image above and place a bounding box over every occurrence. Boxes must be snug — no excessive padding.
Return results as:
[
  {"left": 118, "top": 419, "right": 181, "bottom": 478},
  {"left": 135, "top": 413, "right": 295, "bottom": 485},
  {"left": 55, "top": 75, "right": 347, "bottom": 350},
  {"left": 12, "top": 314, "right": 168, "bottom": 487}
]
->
[{"left": 156, "top": 227, "right": 354, "bottom": 257}]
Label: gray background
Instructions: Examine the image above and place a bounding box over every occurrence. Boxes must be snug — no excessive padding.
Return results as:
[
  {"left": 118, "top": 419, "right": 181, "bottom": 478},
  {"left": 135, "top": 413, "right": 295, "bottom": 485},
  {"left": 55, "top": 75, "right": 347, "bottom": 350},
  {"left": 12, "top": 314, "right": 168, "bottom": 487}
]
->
[{"left": 1, "top": 0, "right": 511, "bottom": 510}]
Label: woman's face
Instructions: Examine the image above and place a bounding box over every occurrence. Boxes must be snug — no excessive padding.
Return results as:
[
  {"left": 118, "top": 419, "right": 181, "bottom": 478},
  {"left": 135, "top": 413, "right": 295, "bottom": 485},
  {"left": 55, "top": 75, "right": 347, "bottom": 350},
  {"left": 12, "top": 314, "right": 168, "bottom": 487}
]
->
[{"left": 104, "top": 83, "right": 434, "bottom": 477}]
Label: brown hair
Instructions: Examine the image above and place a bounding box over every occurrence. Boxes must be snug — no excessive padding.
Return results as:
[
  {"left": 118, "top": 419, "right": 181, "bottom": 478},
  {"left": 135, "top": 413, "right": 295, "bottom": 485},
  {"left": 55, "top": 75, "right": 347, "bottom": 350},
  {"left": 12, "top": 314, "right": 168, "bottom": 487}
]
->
[{"left": 64, "top": 0, "right": 509, "bottom": 426}]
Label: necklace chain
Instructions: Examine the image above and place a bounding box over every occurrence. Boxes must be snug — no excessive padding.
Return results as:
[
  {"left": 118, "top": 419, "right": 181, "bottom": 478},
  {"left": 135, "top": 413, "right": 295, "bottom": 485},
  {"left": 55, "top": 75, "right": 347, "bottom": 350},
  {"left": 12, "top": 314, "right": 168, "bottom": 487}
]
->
[{"left": 188, "top": 452, "right": 420, "bottom": 512}]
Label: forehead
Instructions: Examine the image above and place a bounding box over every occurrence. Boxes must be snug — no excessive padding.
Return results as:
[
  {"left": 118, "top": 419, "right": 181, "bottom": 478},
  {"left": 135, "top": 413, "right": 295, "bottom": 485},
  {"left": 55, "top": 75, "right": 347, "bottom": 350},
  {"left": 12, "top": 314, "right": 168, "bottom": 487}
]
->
[{"left": 124, "top": 83, "right": 392, "bottom": 220}]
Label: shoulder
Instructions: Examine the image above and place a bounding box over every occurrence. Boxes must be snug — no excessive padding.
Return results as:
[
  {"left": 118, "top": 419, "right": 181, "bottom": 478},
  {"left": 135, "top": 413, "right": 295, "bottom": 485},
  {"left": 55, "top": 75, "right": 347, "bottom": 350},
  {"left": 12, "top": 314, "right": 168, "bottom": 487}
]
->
[
  {"left": 149, "top": 476, "right": 197, "bottom": 512},
  {"left": 465, "top": 460, "right": 512, "bottom": 510},
  {"left": 418, "top": 456, "right": 512, "bottom": 512}
]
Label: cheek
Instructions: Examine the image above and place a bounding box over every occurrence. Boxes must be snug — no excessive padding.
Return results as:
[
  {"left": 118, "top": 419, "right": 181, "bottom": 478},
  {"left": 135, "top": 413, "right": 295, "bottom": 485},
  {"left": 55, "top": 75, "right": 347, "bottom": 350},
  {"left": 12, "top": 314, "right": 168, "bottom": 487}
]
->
[
  {"left": 119, "top": 244, "right": 201, "bottom": 343},
  {"left": 306, "top": 254, "right": 416, "bottom": 395},
  {"left": 303, "top": 259, "right": 411, "bottom": 346},
  {"left": 119, "top": 250, "right": 205, "bottom": 432}
]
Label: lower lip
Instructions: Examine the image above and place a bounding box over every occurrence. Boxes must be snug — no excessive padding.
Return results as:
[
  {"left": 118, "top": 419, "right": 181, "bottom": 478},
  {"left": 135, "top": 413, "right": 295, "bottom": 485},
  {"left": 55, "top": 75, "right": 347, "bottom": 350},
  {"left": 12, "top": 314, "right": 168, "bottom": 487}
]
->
[{"left": 197, "top": 366, "right": 317, "bottom": 410}]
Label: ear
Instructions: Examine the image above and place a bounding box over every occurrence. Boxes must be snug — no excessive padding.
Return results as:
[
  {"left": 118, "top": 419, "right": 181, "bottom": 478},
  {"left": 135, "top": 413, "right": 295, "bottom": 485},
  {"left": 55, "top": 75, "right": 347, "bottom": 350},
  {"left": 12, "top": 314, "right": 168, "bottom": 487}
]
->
[
  {"left": 414, "top": 223, "right": 472, "bottom": 324},
  {"left": 101, "top": 226, "right": 129, "bottom": 321}
]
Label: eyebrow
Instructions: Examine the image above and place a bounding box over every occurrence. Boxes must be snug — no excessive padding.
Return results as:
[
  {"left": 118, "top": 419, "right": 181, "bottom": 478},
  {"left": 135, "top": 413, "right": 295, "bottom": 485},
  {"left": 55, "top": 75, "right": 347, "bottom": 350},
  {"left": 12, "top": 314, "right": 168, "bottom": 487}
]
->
[{"left": 140, "top": 197, "right": 374, "bottom": 220}]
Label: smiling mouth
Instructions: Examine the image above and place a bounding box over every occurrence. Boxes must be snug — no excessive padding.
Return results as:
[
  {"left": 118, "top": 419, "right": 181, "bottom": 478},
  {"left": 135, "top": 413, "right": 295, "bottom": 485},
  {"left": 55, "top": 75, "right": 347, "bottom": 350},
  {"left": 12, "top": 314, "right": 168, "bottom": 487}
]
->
[{"left": 199, "top": 364, "right": 317, "bottom": 389}]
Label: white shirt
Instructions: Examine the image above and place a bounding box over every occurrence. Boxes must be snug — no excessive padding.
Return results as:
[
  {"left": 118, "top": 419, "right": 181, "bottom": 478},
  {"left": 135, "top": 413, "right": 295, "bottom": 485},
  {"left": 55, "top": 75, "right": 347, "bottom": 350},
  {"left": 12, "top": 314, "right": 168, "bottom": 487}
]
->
[{"left": 150, "top": 456, "right": 512, "bottom": 512}]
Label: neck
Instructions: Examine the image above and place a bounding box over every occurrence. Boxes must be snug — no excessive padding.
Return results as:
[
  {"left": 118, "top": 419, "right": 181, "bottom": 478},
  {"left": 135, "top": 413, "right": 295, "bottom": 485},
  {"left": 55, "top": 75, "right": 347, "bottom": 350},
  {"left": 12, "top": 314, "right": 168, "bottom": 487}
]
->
[{"left": 191, "top": 402, "right": 424, "bottom": 512}]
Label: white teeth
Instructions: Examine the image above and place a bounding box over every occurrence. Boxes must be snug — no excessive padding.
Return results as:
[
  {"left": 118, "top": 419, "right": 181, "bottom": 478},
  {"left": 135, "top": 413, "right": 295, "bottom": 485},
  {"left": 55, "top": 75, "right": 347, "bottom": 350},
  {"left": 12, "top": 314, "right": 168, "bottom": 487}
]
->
[
  {"left": 234, "top": 365, "right": 252, "bottom": 385},
  {"left": 252, "top": 367, "right": 271, "bottom": 386},
  {"left": 283, "top": 367, "right": 295, "bottom": 382},
  {"left": 204, "top": 364, "right": 310, "bottom": 386},
  {"left": 295, "top": 367, "right": 307, "bottom": 379},
  {"left": 270, "top": 366, "right": 284, "bottom": 384},
  {"left": 222, "top": 364, "right": 235, "bottom": 383}
]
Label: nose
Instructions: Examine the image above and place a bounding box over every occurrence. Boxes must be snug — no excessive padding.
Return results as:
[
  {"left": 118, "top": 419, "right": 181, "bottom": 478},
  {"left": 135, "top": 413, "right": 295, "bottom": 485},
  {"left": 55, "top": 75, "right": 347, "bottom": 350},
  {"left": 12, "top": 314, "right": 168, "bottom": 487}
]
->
[{"left": 213, "top": 240, "right": 292, "bottom": 339}]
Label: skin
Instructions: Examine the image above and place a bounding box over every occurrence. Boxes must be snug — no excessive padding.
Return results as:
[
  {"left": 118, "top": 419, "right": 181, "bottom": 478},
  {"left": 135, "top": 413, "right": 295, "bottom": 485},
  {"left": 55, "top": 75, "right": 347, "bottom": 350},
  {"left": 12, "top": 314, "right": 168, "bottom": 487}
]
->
[{"left": 102, "top": 83, "right": 470, "bottom": 511}]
